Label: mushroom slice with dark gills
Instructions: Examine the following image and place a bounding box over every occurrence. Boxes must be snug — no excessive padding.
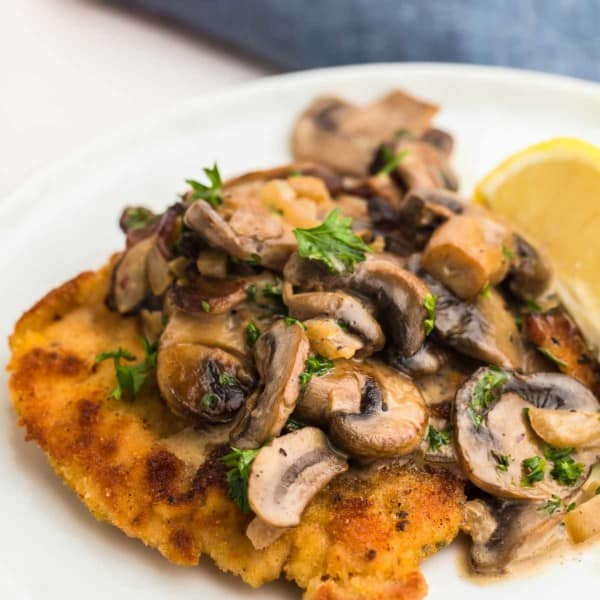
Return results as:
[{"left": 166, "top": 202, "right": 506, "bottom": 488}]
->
[
  {"left": 462, "top": 495, "right": 569, "bottom": 575},
  {"left": 388, "top": 341, "right": 449, "bottom": 377},
  {"left": 284, "top": 253, "right": 430, "bottom": 357},
  {"left": 455, "top": 367, "right": 600, "bottom": 501},
  {"left": 423, "top": 214, "right": 511, "bottom": 300},
  {"left": 297, "top": 359, "right": 428, "bottom": 459},
  {"left": 282, "top": 282, "right": 385, "bottom": 357},
  {"left": 168, "top": 276, "right": 248, "bottom": 315},
  {"left": 505, "top": 233, "right": 553, "bottom": 300},
  {"left": 291, "top": 91, "right": 439, "bottom": 176},
  {"left": 231, "top": 320, "right": 310, "bottom": 449},
  {"left": 426, "top": 275, "right": 524, "bottom": 369},
  {"left": 247, "top": 427, "right": 348, "bottom": 528}
]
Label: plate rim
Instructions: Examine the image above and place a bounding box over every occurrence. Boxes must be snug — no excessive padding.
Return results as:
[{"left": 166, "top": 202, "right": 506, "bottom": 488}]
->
[{"left": 3, "top": 61, "right": 600, "bottom": 217}]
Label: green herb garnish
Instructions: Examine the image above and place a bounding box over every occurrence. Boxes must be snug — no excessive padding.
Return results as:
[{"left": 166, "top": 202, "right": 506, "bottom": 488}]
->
[
  {"left": 527, "top": 299, "right": 542, "bottom": 313},
  {"left": 596, "top": 486, "right": 600, "bottom": 496},
  {"left": 423, "top": 293, "right": 438, "bottom": 336},
  {"left": 521, "top": 456, "right": 547, "bottom": 487},
  {"left": 284, "top": 417, "right": 306, "bottom": 431},
  {"left": 95, "top": 338, "right": 158, "bottom": 400},
  {"left": 245, "top": 321, "right": 260, "bottom": 347},
  {"left": 468, "top": 367, "right": 508, "bottom": 429},
  {"left": 566, "top": 502, "right": 577, "bottom": 512},
  {"left": 537, "top": 346, "right": 568, "bottom": 368},
  {"left": 426, "top": 425, "right": 451, "bottom": 452},
  {"left": 246, "top": 283, "right": 257, "bottom": 302},
  {"left": 262, "top": 278, "right": 283, "bottom": 301},
  {"left": 283, "top": 316, "right": 306, "bottom": 329},
  {"left": 491, "top": 450, "right": 511, "bottom": 472},
  {"left": 201, "top": 300, "right": 211, "bottom": 313},
  {"left": 294, "top": 209, "right": 370, "bottom": 274},
  {"left": 121, "top": 206, "right": 154, "bottom": 230},
  {"left": 299, "top": 355, "right": 334, "bottom": 388},
  {"left": 544, "top": 444, "right": 584, "bottom": 486},
  {"left": 201, "top": 393, "right": 220, "bottom": 409},
  {"left": 186, "top": 163, "right": 223, "bottom": 207},
  {"left": 222, "top": 447, "right": 259, "bottom": 514},
  {"left": 480, "top": 284, "right": 492, "bottom": 299},
  {"left": 502, "top": 245, "right": 516, "bottom": 260},
  {"left": 376, "top": 146, "right": 409, "bottom": 176},
  {"left": 218, "top": 372, "right": 236, "bottom": 386},
  {"left": 538, "top": 495, "right": 562, "bottom": 515}
]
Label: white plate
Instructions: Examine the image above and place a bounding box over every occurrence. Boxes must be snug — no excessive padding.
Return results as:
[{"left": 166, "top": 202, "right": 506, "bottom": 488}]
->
[{"left": 1, "top": 63, "right": 599, "bottom": 600}]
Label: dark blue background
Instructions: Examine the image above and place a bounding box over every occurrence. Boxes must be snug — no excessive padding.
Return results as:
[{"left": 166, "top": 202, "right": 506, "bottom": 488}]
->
[{"left": 110, "top": 0, "right": 600, "bottom": 81}]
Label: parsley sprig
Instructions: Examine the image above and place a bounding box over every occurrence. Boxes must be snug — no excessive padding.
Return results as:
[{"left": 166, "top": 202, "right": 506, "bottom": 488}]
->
[
  {"left": 423, "top": 293, "right": 437, "bottom": 336},
  {"left": 299, "top": 355, "right": 333, "bottom": 388},
  {"left": 294, "top": 209, "right": 370, "bottom": 274},
  {"left": 491, "top": 450, "right": 511, "bottom": 472},
  {"left": 376, "top": 146, "right": 409, "bottom": 176},
  {"left": 186, "top": 163, "right": 223, "bottom": 207},
  {"left": 544, "top": 444, "right": 584, "bottom": 486},
  {"left": 245, "top": 321, "right": 261, "bottom": 347},
  {"left": 283, "top": 316, "right": 306, "bottom": 329},
  {"left": 521, "top": 456, "right": 547, "bottom": 487},
  {"left": 95, "top": 338, "right": 158, "bottom": 400},
  {"left": 426, "top": 425, "right": 450, "bottom": 452},
  {"left": 537, "top": 346, "right": 568, "bottom": 368},
  {"left": 468, "top": 367, "right": 507, "bottom": 429},
  {"left": 222, "top": 447, "right": 259, "bottom": 514}
]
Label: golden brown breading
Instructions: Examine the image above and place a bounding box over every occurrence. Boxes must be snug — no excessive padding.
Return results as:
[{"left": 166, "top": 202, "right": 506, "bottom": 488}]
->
[{"left": 8, "top": 260, "right": 465, "bottom": 599}]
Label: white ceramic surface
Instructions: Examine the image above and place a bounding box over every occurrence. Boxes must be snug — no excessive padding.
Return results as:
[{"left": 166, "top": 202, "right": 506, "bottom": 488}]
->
[{"left": 1, "top": 64, "right": 599, "bottom": 599}]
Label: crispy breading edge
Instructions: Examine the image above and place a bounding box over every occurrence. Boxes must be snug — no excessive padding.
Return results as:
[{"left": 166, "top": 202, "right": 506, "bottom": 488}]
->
[{"left": 7, "top": 261, "right": 465, "bottom": 599}]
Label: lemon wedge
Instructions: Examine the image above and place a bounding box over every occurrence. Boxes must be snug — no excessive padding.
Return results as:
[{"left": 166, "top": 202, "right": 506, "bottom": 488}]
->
[{"left": 474, "top": 138, "right": 600, "bottom": 352}]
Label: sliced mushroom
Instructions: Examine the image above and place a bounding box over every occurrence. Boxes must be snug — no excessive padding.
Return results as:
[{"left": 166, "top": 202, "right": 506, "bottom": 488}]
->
[
  {"left": 111, "top": 236, "right": 154, "bottom": 314},
  {"left": 283, "top": 284, "right": 384, "bottom": 356},
  {"left": 564, "top": 494, "right": 600, "bottom": 543},
  {"left": 463, "top": 495, "right": 568, "bottom": 574},
  {"left": 303, "top": 318, "right": 364, "bottom": 360},
  {"left": 345, "top": 258, "right": 430, "bottom": 357},
  {"left": 298, "top": 359, "right": 428, "bottom": 459},
  {"left": 247, "top": 427, "right": 348, "bottom": 527},
  {"left": 246, "top": 517, "right": 288, "bottom": 550},
  {"left": 426, "top": 275, "right": 524, "bottom": 369},
  {"left": 146, "top": 244, "right": 173, "bottom": 296},
  {"left": 184, "top": 199, "right": 296, "bottom": 270},
  {"left": 388, "top": 341, "right": 448, "bottom": 377},
  {"left": 157, "top": 342, "right": 249, "bottom": 423},
  {"left": 506, "top": 233, "right": 553, "bottom": 300},
  {"left": 528, "top": 407, "right": 600, "bottom": 448},
  {"left": 420, "top": 128, "right": 454, "bottom": 157},
  {"left": 423, "top": 214, "right": 511, "bottom": 300},
  {"left": 455, "top": 368, "right": 600, "bottom": 501},
  {"left": 168, "top": 276, "right": 248, "bottom": 315},
  {"left": 231, "top": 320, "right": 310, "bottom": 448},
  {"left": 291, "top": 91, "right": 438, "bottom": 176}
]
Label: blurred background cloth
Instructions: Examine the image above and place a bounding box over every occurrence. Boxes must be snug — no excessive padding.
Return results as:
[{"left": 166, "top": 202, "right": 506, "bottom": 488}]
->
[{"left": 111, "top": 0, "right": 600, "bottom": 80}]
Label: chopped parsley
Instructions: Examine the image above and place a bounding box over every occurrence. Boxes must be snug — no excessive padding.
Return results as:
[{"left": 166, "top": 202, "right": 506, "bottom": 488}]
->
[
  {"left": 284, "top": 417, "right": 306, "bottom": 432},
  {"left": 521, "top": 456, "right": 547, "bottom": 487},
  {"left": 262, "top": 278, "right": 283, "bottom": 301},
  {"left": 502, "top": 245, "right": 516, "bottom": 260},
  {"left": 538, "top": 495, "right": 562, "bottom": 515},
  {"left": 480, "top": 284, "right": 492, "bottom": 299},
  {"left": 491, "top": 450, "right": 511, "bottom": 472},
  {"left": 186, "top": 163, "right": 223, "bottom": 207},
  {"left": 246, "top": 283, "right": 257, "bottom": 302},
  {"left": 201, "top": 393, "right": 220, "bottom": 409},
  {"left": 423, "top": 293, "right": 438, "bottom": 336},
  {"left": 222, "top": 447, "right": 259, "bottom": 514},
  {"left": 95, "top": 338, "right": 158, "bottom": 400},
  {"left": 596, "top": 486, "right": 600, "bottom": 496},
  {"left": 468, "top": 367, "right": 508, "bottom": 429},
  {"left": 201, "top": 300, "right": 211, "bottom": 313},
  {"left": 294, "top": 208, "right": 370, "bottom": 274},
  {"left": 283, "top": 316, "right": 306, "bottom": 329},
  {"left": 121, "top": 206, "right": 155, "bottom": 231},
  {"left": 527, "top": 299, "right": 542, "bottom": 313},
  {"left": 426, "top": 425, "right": 451, "bottom": 452},
  {"left": 299, "top": 355, "right": 334, "bottom": 388},
  {"left": 376, "top": 146, "right": 409, "bottom": 176},
  {"left": 218, "top": 372, "right": 236, "bottom": 386},
  {"left": 566, "top": 502, "right": 577, "bottom": 512},
  {"left": 544, "top": 444, "right": 584, "bottom": 486},
  {"left": 245, "top": 321, "right": 261, "bottom": 347},
  {"left": 537, "top": 346, "right": 568, "bottom": 368}
]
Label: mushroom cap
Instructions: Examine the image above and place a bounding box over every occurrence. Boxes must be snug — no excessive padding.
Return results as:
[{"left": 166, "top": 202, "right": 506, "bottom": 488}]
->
[
  {"left": 347, "top": 258, "right": 430, "bottom": 357},
  {"left": 247, "top": 427, "right": 348, "bottom": 527},
  {"left": 329, "top": 361, "right": 428, "bottom": 458},
  {"left": 455, "top": 368, "right": 600, "bottom": 501},
  {"left": 283, "top": 283, "right": 385, "bottom": 356},
  {"left": 506, "top": 233, "right": 553, "bottom": 300},
  {"left": 528, "top": 407, "right": 600, "bottom": 449},
  {"left": 426, "top": 275, "right": 524, "bottom": 369},
  {"left": 231, "top": 320, "right": 310, "bottom": 449},
  {"left": 423, "top": 214, "right": 510, "bottom": 300},
  {"left": 168, "top": 276, "right": 248, "bottom": 315},
  {"left": 157, "top": 342, "right": 248, "bottom": 423}
]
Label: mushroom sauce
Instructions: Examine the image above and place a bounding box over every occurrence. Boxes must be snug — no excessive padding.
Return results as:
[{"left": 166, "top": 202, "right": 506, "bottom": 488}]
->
[{"left": 104, "top": 89, "right": 600, "bottom": 574}]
